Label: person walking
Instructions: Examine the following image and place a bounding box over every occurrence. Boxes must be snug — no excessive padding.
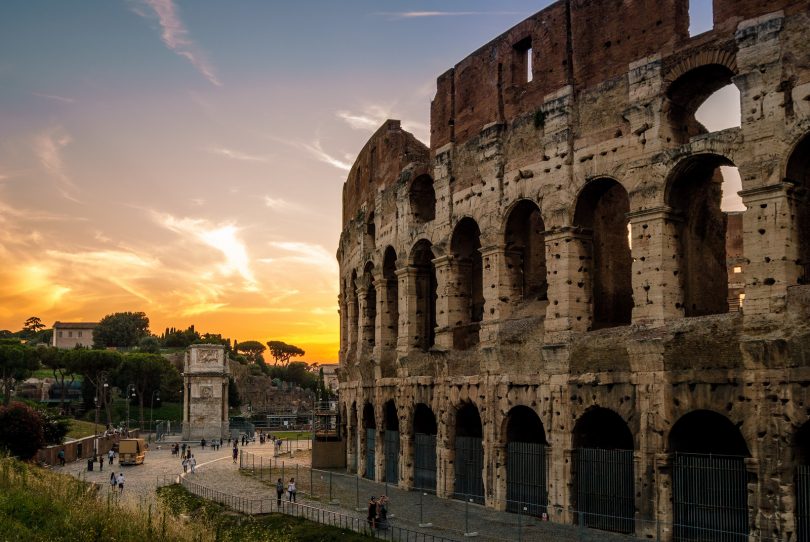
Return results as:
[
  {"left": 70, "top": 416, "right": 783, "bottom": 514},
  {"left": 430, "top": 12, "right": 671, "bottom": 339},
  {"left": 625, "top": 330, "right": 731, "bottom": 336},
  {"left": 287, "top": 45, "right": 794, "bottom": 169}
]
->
[
  {"left": 98, "top": 453, "right": 103, "bottom": 472},
  {"left": 181, "top": 442, "right": 187, "bottom": 456},
  {"left": 57, "top": 449, "right": 65, "bottom": 466},
  {"left": 287, "top": 478, "right": 296, "bottom": 502},
  {"left": 182, "top": 457, "right": 188, "bottom": 473},
  {"left": 109, "top": 471, "right": 116, "bottom": 490},
  {"left": 275, "top": 478, "right": 284, "bottom": 508},
  {"left": 232, "top": 444, "right": 238, "bottom": 464},
  {"left": 108, "top": 448, "right": 114, "bottom": 465},
  {"left": 117, "top": 472, "right": 125, "bottom": 494},
  {"left": 189, "top": 454, "right": 197, "bottom": 474}
]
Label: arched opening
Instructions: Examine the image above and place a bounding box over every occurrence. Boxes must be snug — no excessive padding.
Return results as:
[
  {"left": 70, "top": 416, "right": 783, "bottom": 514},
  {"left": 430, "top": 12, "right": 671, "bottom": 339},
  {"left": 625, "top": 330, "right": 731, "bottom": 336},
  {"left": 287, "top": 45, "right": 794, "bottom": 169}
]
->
[
  {"left": 669, "top": 410, "right": 750, "bottom": 541},
  {"left": 573, "top": 179, "right": 633, "bottom": 329},
  {"left": 450, "top": 218, "right": 484, "bottom": 349},
  {"left": 454, "top": 402, "right": 484, "bottom": 504},
  {"left": 349, "top": 401, "right": 358, "bottom": 472},
  {"left": 383, "top": 400, "right": 399, "bottom": 484},
  {"left": 505, "top": 406, "right": 548, "bottom": 515},
  {"left": 410, "top": 174, "right": 436, "bottom": 223},
  {"left": 787, "top": 134, "right": 810, "bottom": 284},
  {"left": 412, "top": 240, "right": 437, "bottom": 351},
  {"left": 668, "top": 154, "right": 743, "bottom": 316},
  {"left": 365, "top": 211, "right": 376, "bottom": 249},
  {"left": 362, "top": 262, "right": 376, "bottom": 349},
  {"left": 413, "top": 403, "right": 438, "bottom": 492},
  {"left": 666, "top": 64, "right": 739, "bottom": 144},
  {"left": 504, "top": 200, "right": 548, "bottom": 303},
  {"left": 794, "top": 421, "right": 810, "bottom": 540},
  {"left": 362, "top": 402, "right": 376, "bottom": 480},
  {"left": 572, "top": 407, "right": 634, "bottom": 534},
  {"left": 382, "top": 247, "right": 399, "bottom": 346}
]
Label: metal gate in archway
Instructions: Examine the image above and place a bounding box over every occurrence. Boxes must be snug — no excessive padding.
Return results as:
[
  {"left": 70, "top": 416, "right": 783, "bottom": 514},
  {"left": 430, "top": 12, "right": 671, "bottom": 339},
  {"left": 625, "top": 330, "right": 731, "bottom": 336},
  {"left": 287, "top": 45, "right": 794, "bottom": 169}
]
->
[
  {"left": 454, "top": 436, "right": 484, "bottom": 504},
  {"left": 364, "top": 429, "right": 375, "bottom": 479},
  {"left": 673, "top": 453, "right": 748, "bottom": 542},
  {"left": 414, "top": 433, "right": 437, "bottom": 492},
  {"left": 798, "top": 465, "right": 810, "bottom": 542},
  {"left": 384, "top": 430, "right": 399, "bottom": 483},
  {"left": 506, "top": 442, "right": 548, "bottom": 516},
  {"left": 575, "top": 448, "right": 634, "bottom": 534}
]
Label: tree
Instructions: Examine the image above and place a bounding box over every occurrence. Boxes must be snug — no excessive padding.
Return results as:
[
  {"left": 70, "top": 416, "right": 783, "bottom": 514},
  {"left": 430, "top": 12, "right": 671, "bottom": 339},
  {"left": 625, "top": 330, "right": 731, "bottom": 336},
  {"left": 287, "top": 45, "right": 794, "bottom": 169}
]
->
[
  {"left": 228, "top": 377, "right": 241, "bottom": 408},
  {"left": 0, "top": 402, "right": 45, "bottom": 459},
  {"left": 235, "top": 340, "right": 266, "bottom": 364},
  {"left": 21, "top": 316, "right": 45, "bottom": 339},
  {"left": 93, "top": 312, "right": 150, "bottom": 348},
  {"left": 66, "top": 349, "right": 122, "bottom": 427},
  {"left": 33, "top": 405, "right": 70, "bottom": 445},
  {"left": 0, "top": 342, "right": 40, "bottom": 406},
  {"left": 266, "top": 341, "right": 305, "bottom": 368},
  {"left": 38, "top": 346, "right": 75, "bottom": 412},
  {"left": 114, "top": 353, "right": 167, "bottom": 430},
  {"left": 138, "top": 336, "right": 161, "bottom": 354}
]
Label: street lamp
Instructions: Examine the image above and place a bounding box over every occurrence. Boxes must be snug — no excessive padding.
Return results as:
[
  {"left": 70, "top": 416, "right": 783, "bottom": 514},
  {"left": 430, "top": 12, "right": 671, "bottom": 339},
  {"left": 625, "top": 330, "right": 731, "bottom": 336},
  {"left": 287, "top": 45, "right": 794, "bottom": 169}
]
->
[
  {"left": 94, "top": 378, "right": 108, "bottom": 453},
  {"left": 149, "top": 389, "right": 160, "bottom": 442},
  {"left": 125, "top": 384, "right": 136, "bottom": 434}
]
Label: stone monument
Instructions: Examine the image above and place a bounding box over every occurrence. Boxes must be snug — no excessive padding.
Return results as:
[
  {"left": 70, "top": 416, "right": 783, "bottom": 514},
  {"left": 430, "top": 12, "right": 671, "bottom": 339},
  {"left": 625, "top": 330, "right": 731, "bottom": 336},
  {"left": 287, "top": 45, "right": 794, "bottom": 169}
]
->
[{"left": 182, "top": 344, "right": 229, "bottom": 440}]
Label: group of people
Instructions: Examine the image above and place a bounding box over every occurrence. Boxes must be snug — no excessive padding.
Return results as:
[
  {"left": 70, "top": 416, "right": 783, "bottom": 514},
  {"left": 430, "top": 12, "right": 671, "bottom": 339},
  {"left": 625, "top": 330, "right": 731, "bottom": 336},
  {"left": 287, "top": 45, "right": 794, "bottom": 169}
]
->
[
  {"left": 367, "top": 495, "right": 390, "bottom": 530},
  {"left": 109, "top": 471, "right": 125, "bottom": 493},
  {"left": 275, "top": 477, "right": 297, "bottom": 505},
  {"left": 181, "top": 453, "right": 197, "bottom": 474},
  {"left": 199, "top": 438, "right": 223, "bottom": 450}
]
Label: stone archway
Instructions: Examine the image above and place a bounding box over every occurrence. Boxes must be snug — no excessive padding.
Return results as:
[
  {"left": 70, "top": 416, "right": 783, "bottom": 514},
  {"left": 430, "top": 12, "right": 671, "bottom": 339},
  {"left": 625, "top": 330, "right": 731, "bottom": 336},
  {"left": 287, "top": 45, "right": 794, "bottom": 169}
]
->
[
  {"left": 454, "top": 402, "right": 484, "bottom": 504},
  {"left": 413, "top": 403, "right": 438, "bottom": 493},
  {"left": 505, "top": 406, "right": 548, "bottom": 516}
]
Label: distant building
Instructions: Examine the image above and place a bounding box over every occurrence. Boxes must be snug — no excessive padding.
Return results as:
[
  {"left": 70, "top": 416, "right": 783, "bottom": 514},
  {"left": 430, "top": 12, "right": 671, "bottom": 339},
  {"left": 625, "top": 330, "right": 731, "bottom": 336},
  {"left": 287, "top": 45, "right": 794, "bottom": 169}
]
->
[
  {"left": 319, "top": 363, "right": 339, "bottom": 393},
  {"left": 51, "top": 321, "right": 97, "bottom": 349}
]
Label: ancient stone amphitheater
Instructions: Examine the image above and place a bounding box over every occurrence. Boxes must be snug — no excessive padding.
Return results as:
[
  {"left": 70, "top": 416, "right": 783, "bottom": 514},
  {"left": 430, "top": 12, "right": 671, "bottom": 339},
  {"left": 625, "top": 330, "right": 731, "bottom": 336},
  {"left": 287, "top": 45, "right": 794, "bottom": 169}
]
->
[{"left": 336, "top": 1, "right": 810, "bottom": 540}]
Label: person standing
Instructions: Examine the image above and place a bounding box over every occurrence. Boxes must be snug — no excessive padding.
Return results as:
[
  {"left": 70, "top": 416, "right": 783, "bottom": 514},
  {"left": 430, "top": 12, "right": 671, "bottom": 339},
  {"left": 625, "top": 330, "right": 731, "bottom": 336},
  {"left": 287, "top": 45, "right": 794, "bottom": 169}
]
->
[
  {"left": 98, "top": 454, "right": 103, "bottom": 472},
  {"left": 275, "top": 478, "right": 284, "bottom": 508},
  {"left": 57, "top": 449, "right": 65, "bottom": 466},
  {"left": 232, "top": 444, "right": 239, "bottom": 464},
  {"left": 189, "top": 454, "right": 196, "bottom": 474},
  {"left": 109, "top": 471, "right": 116, "bottom": 490},
  {"left": 287, "top": 478, "right": 296, "bottom": 502},
  {"left": 367, "top": 496, "right": 377, "bottom": 529},
  {"left": 108, "top": 448, "right": 115, "bottom": 465},
  {"left": 117, "top": 472, "right": 125, "bottom": 494}
]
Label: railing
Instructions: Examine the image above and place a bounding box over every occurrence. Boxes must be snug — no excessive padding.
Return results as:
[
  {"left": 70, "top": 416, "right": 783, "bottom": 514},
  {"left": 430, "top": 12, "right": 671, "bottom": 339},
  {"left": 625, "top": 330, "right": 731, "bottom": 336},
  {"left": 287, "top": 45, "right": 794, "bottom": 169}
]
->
[{"left": 176, "top": 470, "right": 458, "bottom": 541}]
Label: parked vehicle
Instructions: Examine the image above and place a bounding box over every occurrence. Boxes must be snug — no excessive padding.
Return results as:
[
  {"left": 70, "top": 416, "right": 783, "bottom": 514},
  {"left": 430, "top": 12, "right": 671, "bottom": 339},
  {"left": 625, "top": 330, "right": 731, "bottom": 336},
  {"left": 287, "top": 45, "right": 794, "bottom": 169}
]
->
[{"left": 118, "top": 438, "right": 148, "bottom": 465}]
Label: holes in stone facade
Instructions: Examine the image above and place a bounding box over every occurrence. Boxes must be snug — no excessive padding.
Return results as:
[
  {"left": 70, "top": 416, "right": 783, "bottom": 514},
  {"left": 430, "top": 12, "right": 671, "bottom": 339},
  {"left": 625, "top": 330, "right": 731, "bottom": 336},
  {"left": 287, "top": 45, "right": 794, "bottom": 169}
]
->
[
  {"left": 667, "top": 154, "right": 736, "bottom": 316},
  {"left": 365, "top": 211, "right": 376, "bottom": 249},
  {"left": 666, "top": 64, "right": 738, "bottom": 144},
  {"left": 787, "top": 133, "right": 810, "bottom": 284},
  {"left": 383, "top": 246, "right": 399, "bottom": 344},
  {"left": 451, "top": 218, "right": 484, "bottom": 349},
  {"left": 412, "top": 240, "right": 437, "bottom": 351},
  {"left": 504, "top": 200, "right": 548, "bottom": 303},
  {"left": 574, "top": 179, "right": 633, "bottom": 329},
  {"left": 350, "top": 270, "right": 359, "bottom": 350},
  {"left": 410, "top": 174, "right": 436, "bottom": 223},
  {"left": 363, "top": 262, "right": 376, "bottom": 348}
]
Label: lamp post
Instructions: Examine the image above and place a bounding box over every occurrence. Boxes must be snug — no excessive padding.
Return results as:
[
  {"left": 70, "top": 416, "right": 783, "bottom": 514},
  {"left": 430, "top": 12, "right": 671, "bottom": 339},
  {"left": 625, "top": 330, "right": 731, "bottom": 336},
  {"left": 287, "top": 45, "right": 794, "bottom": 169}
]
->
[
  {"left": 94, "top": 377, "right": 108, "bottom": 453},
  {"left": 126, "top": 384, "right": 136, "bottom": 434},
  {"left": 149, "top": 389, "right": 160, "bottom": 442}
]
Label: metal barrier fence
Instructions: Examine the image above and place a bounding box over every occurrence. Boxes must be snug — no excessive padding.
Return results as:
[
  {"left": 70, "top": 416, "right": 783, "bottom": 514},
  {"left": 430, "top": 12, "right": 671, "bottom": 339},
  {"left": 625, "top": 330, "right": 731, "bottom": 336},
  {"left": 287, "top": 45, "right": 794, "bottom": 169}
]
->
[
  {"left": 175, "top": 469, "right": 457, "bottom": 541},
  {"left": 236, "top": 450, "right": 793, "bottom": 542}
]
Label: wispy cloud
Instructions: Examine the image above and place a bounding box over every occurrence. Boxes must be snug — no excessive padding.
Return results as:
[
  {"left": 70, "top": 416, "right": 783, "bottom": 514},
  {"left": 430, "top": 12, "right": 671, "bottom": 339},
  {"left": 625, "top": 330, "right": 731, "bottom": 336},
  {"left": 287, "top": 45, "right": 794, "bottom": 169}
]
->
[
  {"left": 300, "top": 140, "right": 352, "bottom": 171},
  {"left": 134, "top": 0, "right": 221, "bottom": 86},
  {"left": 32, "top": 93, "right": 76, "bottom": 104},
  {"left": 208, "top": 147, "right": 269, "bottom": 162},
  {"left": 337, "top": 105, "right": 429, "bottom": 143},
  {"left": 34, "top": 126, "right": 80, "bottom": 203},
  {"left": 379, "top": 11, "right": 523, "bottom": 20},
  {"left": 264, "top": 196, "right": 304, "bottom": 213},
  {"left": 268, "top": 241, "right": 338, "bottom": 272},
  {"left": 155, "top": 213, "right": 257, "bottom": 286}
]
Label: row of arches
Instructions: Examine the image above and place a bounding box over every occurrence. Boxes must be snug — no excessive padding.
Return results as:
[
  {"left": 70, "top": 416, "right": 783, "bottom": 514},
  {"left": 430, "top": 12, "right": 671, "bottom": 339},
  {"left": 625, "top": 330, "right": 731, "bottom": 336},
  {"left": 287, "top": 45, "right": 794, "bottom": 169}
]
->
[{"left": 348, "top": 399, "right": 801, "bottom": 539}]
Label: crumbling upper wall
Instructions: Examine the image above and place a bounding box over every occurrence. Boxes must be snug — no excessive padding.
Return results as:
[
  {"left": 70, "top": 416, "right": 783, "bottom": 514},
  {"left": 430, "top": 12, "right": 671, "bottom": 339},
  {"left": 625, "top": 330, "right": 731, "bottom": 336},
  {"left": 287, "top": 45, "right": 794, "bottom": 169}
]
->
[{"left": 342, "top": 120, "right": 429, "bottom": 228}]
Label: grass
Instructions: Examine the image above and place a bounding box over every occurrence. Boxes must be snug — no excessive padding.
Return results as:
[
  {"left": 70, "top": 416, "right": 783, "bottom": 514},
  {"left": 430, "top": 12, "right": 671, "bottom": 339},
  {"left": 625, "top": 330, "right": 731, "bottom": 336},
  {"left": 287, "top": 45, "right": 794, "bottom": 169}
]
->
[
  {"left": 82, "top": 400, "right": 184, "bottom": 428},
  {"left": 0, "top": 456, "right": 373, "bottom": 541},
  {"left": 157, "top": 484, "right": 372, "bottom": 541},
  {"left": 66, "top": 419, "right": 98, "bottom": 440}
]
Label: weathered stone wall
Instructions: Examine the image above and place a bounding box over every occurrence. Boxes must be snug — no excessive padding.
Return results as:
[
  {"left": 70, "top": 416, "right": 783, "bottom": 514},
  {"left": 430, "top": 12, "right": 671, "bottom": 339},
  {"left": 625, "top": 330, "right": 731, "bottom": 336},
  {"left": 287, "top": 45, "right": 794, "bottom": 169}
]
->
[
  {"left": 182, "top": 345, "right": 229, "bottom": 440},
  {"left": 337, "top": 1, "right": 810, "bottom": 539}
]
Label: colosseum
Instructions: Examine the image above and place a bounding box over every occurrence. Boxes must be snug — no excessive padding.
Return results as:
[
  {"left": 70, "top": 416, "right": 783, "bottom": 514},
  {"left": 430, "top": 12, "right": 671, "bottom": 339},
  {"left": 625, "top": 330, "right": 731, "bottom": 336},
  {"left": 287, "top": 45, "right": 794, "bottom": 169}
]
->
[{"left": 336, "top": 1, "right": 810, "bottom": 540}]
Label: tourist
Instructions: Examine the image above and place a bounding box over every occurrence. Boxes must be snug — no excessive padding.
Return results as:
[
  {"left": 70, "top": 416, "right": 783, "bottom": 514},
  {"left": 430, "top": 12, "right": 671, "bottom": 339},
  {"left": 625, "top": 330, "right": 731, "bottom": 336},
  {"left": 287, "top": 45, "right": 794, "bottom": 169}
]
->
[
  {"left": 109, "top": 471, "right": 116, "bottom": 490},
  {"left": 189, "top": 454, "right": 197, "bottom": 474},
  {"left": 200, "top": 438, "right": 206, "bottom": 449},
  {"left": 275, "top": 478, "right": 284, "bottom": 507},
  {"left": 287, "top": 477, "right": 296, "bottom": 502},
  {"left": 98, "top": 453, "right": 103, "bottom": 472},
  {"left": 181, "top": 442, "right": 187, "bottom": 456},
  {"left": 182, "top": 457, "right": 188, "bottom": 473},
  {"left": 57, "top": 449, "right": 65, "bottom": 466},
  {"left": 117, "top": 472, "right": 125, "bottom": 493},
  {"left": 108, "top": 448, "right": 115, "bottom": 465},
  {"left": 377, "top": 495, "right": 389, "bottom": 530},
  {"left": 232, "top": 444, "right": 238, "bottom": 464},
  {"left": 367, "top": 496, "right": 377, "bottom": 529}
]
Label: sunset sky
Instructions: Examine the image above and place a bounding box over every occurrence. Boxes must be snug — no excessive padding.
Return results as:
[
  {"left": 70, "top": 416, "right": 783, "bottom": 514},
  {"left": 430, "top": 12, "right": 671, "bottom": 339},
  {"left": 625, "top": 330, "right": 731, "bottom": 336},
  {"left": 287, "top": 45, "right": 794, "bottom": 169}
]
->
[{"left": 0, "top": 1, "right": 724, "bottom": 363}]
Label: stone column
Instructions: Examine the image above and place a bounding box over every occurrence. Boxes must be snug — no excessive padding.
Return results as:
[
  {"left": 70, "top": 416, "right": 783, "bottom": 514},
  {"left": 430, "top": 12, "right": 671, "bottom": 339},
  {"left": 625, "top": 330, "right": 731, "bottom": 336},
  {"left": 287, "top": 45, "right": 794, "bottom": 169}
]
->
[
  {"left": 356, "top": 287, "right": 369, "bottom": 358},
  {"left": 346, "top": 291, "right": 358, "bottom": 362},
  {"left": 628, "top": 207, "right": 684, "bottom": 326},
  {"left": 338, "top": 293, "right": 347, "bottom": 362},
  {"left": 479, "top": 244, "right": 511, "bottom": 346},
  {"left": 374, "top": 275, "right": 397, "bottom": 368},
  {"left": 544, "top": 229, "right": 591, "bottom": 343},
  {"left": 345, "top": 400, "right": 357, "bottom": 474},
  {"left": 395, "top": 267, "right": 419, "bottom": 356},
  {"left": 375, "top": 409, "right": 385, "bottom": 483},
  {"left": 432, "top": 255, "right": 456, "bottom": 349},
  {"left": 739, "top": 183, "right": 801, "bottom": 322},
  {"left": 399, "top": 405, "right": 415, "bottom": 490}
]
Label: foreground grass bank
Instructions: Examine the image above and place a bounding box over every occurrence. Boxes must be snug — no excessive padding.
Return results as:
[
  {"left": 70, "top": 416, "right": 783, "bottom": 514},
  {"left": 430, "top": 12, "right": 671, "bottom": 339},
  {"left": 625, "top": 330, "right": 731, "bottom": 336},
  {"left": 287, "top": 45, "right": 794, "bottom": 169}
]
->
[{"left": 0, "top": 456, "right": 370, "bottom": 541}]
